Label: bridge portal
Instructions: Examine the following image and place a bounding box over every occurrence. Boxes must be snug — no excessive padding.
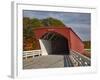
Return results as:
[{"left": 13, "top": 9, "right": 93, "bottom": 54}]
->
[
  {"left": 34, "top": 27, "right": 84, "bottom": 55},
  {"left": 39, "top": 32, "right": 69, "bottom": 55}
]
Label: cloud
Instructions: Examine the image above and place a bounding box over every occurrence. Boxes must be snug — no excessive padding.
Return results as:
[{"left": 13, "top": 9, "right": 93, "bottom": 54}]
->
[{"left": 66, "top": 23, "right": 91, "bottom": 41}]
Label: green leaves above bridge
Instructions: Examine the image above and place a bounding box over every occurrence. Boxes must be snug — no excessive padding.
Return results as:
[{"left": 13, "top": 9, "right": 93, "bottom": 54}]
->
[{"left": 23, "top": 17, "right": 65, "bottom": 28}]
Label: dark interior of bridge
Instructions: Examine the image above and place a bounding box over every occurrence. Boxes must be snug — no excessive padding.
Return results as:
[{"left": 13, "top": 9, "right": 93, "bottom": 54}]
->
[{"left": 40, "top": 32, "right": 69, "bottom": 55}]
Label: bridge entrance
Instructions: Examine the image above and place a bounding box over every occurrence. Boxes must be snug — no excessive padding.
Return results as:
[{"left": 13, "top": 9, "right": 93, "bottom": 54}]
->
[{"left": 39, "top": 32, "right": 69, "bottom": 55}]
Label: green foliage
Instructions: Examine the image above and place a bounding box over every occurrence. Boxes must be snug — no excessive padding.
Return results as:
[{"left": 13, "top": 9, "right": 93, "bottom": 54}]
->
[
  {"left": 23, "top": 17, "right": 65, "bottom": 28},
  {"left": 23, "top": 26, "right": 35, "bottom": 50},
  {"left": 23, "top": 17, "right": 31, "bottom": 28},
  {"left": 41, "top": 17, "right": 65, "bottom": 27},
  {"left": 23, "top": 27, "right": 34, "bottom": 39},
  {"left": 83, "top": 41, "right": 91, "bottom": 49},
  {"left": 41, "top": 18, "right": 49, "bottom": 26},
  {"left": 48, "top": 17, "right": 65, "bottom": 27},
  {"left": 30, "top": 18, "right": 43, "bottom": 28}
]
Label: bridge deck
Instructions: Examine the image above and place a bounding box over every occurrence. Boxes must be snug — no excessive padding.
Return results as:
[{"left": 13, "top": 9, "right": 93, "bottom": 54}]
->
[{"left": 23, "top": 52, "right": 90, "bottom": 69}]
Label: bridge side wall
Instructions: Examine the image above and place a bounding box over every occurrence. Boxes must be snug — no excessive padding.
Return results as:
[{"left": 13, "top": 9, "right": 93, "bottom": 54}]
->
[
  {"left": 39, "top": 39, "right": 51, "bottom": 55},
  {"left": 69, "top": 29, "right": 84, "bottom": 54}
]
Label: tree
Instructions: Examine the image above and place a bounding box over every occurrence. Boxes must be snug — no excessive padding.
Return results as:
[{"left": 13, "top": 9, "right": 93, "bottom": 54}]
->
[
  {"left": 23, "top": 17, "right": 30, "bottom": 28},
  {"left": 41, "top": 17, "right": 65, "bottom": 27},
  {"left": 30, "top": 18, "right": 43, "bottom": 28}
]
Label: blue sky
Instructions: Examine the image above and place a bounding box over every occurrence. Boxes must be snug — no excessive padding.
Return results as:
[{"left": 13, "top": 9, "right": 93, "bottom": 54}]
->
[{"left": 23, "top": 10, "right": 91, "bottom": 41}]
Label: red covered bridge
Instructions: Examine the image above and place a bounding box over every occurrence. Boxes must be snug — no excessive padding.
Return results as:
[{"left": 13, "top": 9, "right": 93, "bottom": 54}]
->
[{"left": 34, "top": 27, "right": 84, "bottom": 55}]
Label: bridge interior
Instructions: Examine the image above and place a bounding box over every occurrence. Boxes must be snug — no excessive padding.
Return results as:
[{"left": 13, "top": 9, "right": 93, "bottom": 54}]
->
[{"left": 40, "top": 32, "right": 69, "bottom": 55}]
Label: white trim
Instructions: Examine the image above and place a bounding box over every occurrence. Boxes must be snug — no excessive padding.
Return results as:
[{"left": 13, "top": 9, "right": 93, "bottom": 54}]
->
[
  {"left": 11, "top": 1, "right": 18, "bottom": 78},
  {"left": 70, "top": 50, "right": 90, "bottom": 60}
]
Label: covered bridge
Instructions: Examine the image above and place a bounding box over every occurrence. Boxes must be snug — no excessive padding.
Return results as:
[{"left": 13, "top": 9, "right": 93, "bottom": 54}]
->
[{"left": 34, "top": 27, "right": 84, "bottom": 55}]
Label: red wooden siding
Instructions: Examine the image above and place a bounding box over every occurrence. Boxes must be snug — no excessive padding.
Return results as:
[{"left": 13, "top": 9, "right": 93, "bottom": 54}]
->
[{"left": 69, "top": 28, "right": 84, "bottom": 54}]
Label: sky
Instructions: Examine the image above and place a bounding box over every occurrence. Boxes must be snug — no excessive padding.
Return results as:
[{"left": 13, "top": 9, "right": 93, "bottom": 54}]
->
[{"left": 23, "top": 10, "right": 91, "bottom": 41}]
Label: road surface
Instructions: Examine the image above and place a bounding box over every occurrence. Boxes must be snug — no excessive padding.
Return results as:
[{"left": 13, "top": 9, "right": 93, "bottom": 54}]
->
[{"left": 23, "top": 52, "right": 90, "bottom": 69}]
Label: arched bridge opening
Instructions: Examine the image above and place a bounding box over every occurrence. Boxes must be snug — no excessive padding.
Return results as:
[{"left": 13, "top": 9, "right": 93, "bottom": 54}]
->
[{"left": 39, "top": 32, "right": 69, "bottom": 55}]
